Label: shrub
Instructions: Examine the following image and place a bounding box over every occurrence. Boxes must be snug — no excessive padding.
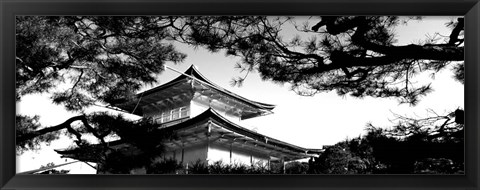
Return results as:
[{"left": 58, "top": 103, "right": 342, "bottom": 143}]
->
[{"left": 147, "top": 158, "right": 183, "bottom": 174}]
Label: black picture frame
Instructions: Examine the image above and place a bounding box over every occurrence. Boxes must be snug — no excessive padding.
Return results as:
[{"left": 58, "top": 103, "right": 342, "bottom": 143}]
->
[{"left": 1, "top": 0, "right": 479, "bottom": 189}]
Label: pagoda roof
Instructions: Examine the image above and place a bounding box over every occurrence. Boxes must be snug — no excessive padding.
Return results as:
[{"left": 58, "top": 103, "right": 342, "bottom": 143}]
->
[
  {"left": 115, "top": 65, "right": 275, "bottom": 118},
  {"left": 56, "top": 109, "right": 320, "bottom": 162},
  {"left": 165, "top": 108, "right": 311, "bottom": 157}
]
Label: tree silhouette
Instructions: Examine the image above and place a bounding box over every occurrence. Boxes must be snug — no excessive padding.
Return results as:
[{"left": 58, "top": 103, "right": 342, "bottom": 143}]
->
[
  {"left": 310, "top": 109, "right": 464, "bottom": 174},
  {"left": 175, "top": 16, "right": 464, "bottom": 105},
  {"left": 17, "top": 16, "right": 464, "bottom": 151},
  {"left": 16, "top": 16, "right": 464, "bottom": 174},
  {"left": 34, "top": 162, "right": 70, "bottom": 174},
  {"left": 16, "top": 16, "right": 185, "bottom": 150},
  {"left": 16, "top": 16, "right": 183, "bottom": 173}
]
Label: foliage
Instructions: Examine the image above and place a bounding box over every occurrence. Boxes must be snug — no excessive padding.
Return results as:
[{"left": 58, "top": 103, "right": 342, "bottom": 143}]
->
[
  {"left": 16, "top": 16, "right": 186, "bottom": 173},
  {"left": 309, "top": 109, "right": 464, "bottom": 174},
  {"left": 284, "top": 161, "right": 309, "bottom": 174},
  {"left": 16, "top": 115, "right": 60, "bottom": 154},
  {"left": 177, "top": 16, "right": 464, "bottom": 105},
  {"left": 309, "top": 140, "right": 376, "bottom": 174},
  {"left": 147, "top": 158, "right": 183, "bottom": 174},
  {"left": 16, "top": 16, "right": 186, "bottom": 108},
  {"left": 186, "top": 160, "right": 209, "bottom": 174},
  {"left": 16, "top": 16, "right": 465, "bottom": 146},
  {"left": 57, "top": 113, "right": 175, "bottom": 174},
  {"left": 16, "top": 16, "right": 465, "bottom": 174},
  {"left": 269, "top": 161, "right": 284, "bottom": 174},
  {"left": 34, "top": 162, "right": 70, "bottom": 174},
  {"left": 162, "top": 160, "right": 306, "bottom": 174},
  {"left": 16, "top": 16, "right": 190, "bottom": 151},
  {"left": 414, "top": 158, "right": 464, "bottom": 174},
  {"left": 186, "top": 160, "right": 266, "bottom": 174}
]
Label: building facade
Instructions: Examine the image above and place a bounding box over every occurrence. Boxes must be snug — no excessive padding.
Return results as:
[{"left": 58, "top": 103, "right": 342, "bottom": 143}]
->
[{"left": 57, "top": 65, "right": 320, "bottom": 174}]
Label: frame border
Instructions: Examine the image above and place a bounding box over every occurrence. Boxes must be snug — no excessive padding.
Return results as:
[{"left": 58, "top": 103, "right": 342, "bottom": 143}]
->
[{"left": 1, "top": 0, "right": 479, "bottom": 189}]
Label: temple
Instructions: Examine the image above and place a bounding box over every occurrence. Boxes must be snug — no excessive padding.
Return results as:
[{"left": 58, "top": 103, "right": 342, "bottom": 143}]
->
[{"left": 56, "top": 65, "right": 320, "bottom": 174}]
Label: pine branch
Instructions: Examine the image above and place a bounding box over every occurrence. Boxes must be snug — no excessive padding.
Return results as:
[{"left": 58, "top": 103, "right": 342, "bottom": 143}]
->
[{"left": 17, "top": 115, "right": 86, "bottom": 144}]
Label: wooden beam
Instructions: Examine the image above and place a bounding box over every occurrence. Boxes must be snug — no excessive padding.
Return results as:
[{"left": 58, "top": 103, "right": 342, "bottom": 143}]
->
[
  {"left": 171, "top": 141, "right": 183, "bottom": 148},
  {"left": 179, "top": 93, "right": 193, "bottom": 103}
]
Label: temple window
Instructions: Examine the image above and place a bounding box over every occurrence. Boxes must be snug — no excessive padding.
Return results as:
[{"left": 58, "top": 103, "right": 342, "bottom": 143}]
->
[
  {"left": 180, "top": 107, "right": 189, "bottom": 118},
  {"left": 171, "top": 109, "right": 180, "bottom": 120},
  {"left": 156, "top": 106, "right": 190, "bottom": 124},
  {"left": 162, "top": 112, "right": 171, "bottom": 123}
]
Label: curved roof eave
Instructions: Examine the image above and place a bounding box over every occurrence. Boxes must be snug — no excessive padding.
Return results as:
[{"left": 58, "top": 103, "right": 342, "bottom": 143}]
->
[
  {"left": 137, "top": 65, "right": 276, "bottom": 110},
  {"left": 55, "top": 109, "right": 313, "bottom": 162},
  {"left": 167, "top": 108, "right": 308, "bottom": 154}
]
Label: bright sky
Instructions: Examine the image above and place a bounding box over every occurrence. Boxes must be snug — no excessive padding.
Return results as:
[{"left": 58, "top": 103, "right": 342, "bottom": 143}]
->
[{"left": 16, "top": 16, "right": 464, "bottom": 174}]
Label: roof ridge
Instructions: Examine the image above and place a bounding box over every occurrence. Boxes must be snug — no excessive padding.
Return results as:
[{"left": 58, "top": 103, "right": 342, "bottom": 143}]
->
[
  {"left": 188, "top": 109, "right": 307, "bottom": 152},
  {"left": 187, "top": 65, "right": 276, "bottom": 108}
]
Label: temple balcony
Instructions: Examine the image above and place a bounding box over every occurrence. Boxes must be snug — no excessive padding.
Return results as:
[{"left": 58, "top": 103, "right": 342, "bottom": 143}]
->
[{"left": 154, "top": 106, "right": 191, "bottom": 128}]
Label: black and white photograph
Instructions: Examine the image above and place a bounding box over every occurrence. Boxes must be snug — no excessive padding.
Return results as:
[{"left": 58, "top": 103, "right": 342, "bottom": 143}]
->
[{"left": 15, "top": 16, "right": 464, "bottom": 175}]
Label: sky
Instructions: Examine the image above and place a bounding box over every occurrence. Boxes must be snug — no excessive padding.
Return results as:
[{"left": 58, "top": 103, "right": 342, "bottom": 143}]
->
[{"left": 15, "top": 16, "right": 464, "bottom": 174}]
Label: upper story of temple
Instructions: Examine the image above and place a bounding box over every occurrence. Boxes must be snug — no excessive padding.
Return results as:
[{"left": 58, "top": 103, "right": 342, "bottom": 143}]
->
[{"left": 115, "top": 65, "right": 276, "bottom": 127}]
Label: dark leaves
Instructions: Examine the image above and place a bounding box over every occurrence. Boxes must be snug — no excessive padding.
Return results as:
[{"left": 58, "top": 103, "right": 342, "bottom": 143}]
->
[
  {"left": 51, "top": 91, "right": 95, "bottom": 111},
  {"left": 16, "top": 115, "right": 61, "bottom": 154},
  {"left": 311, "top": 112, "right": 464, "bottom": 174},
  {"left": 177, "top": 16, "right": 464, "bottom": 105},
  {"left": 452, "top": 62, "right": 464, "bottom": 84},
  {"left": 16, "top": 16, "right": 186, "bottom": 110}
]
